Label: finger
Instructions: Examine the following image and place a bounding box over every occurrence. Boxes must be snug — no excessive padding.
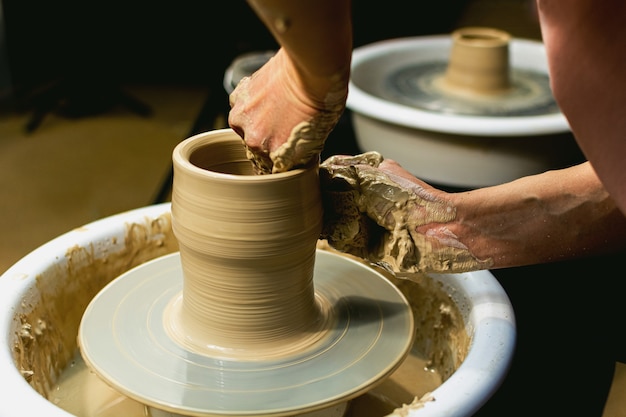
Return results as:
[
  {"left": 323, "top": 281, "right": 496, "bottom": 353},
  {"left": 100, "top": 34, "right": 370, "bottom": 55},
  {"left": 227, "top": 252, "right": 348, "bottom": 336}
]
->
[
  {"left": 321, "top": 152, "right": 384, "bottom": 169},
  {"left": 229, "top": 123, "right": 244, "bottom": 140},
  {"left": 378, "top": 159, "right": 416, "bottom": 182}
]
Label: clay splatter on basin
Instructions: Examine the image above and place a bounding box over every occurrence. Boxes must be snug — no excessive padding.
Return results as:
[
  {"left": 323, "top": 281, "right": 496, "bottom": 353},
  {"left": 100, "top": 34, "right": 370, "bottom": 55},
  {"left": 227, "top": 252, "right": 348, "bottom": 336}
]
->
[
  {"left": 3, "top": 203, "right": 513, "bottom": 417},
  {"left": 12, "top": 213, "right": 178, "bottom": 397},
  {"left": 10, "top": 214, "right": 468, "bottom": 416}
]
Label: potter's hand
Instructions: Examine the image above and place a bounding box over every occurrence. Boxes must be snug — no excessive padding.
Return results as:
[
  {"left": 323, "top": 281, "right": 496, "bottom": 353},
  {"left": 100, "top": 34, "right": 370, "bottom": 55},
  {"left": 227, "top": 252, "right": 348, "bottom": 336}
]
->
[
  {"left": 319, "top": 153, "right": 493, "bottom": 274},
  {"left": 228, "top": 48, "right": 348, "bottom": 174}
]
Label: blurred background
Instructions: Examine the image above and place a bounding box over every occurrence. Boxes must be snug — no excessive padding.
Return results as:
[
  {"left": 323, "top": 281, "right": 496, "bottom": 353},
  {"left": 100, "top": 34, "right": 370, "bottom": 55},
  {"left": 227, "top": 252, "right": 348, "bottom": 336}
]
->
[{"left": 0, "top": 1, "right": 624, "bottom": 416}]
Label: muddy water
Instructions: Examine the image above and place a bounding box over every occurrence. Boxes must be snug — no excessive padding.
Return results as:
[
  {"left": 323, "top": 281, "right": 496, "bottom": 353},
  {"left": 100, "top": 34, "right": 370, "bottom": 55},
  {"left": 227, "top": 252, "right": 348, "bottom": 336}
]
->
[{"left": 49, "top": 347, "right": 441, "bottom": 417}]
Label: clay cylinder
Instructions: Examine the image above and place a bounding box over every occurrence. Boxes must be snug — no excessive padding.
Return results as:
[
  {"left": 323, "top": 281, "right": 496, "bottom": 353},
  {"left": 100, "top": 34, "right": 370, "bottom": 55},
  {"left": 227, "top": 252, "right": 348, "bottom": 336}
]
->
[
  {"left": 444, "top": 27, "right": 512, "bottom": 94},
  {"left": 170, "top": 129, "right": 323, "bottom": 355}
]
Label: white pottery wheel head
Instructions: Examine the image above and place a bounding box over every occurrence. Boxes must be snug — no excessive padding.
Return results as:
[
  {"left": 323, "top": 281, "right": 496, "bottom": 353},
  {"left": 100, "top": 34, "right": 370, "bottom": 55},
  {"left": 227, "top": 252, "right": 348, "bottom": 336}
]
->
[{"left": 78, "top": 251, "right": 415, "bottom": 416}]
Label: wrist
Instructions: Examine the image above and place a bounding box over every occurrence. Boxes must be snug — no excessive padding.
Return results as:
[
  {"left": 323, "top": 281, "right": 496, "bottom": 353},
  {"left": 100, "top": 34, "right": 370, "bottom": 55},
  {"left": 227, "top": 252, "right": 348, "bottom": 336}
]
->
[
  {"left": 294, "top": 63, "right": 350, "bottom": 111},
  {"left": 273, "top": 47, "right": 347, "bottom": 110}
]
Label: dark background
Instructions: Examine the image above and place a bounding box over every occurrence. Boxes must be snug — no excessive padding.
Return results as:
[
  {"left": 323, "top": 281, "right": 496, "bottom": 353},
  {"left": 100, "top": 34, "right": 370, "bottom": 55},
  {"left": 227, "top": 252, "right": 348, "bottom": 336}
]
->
[{"left": 1, "top": 1, "right": 468, "bottom": 93}]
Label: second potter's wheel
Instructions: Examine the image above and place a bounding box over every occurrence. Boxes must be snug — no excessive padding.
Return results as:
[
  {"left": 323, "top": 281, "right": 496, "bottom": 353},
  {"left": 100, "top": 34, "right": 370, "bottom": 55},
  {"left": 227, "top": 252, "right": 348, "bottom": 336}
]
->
[
  {"left": 384, "top": 61, "right": 558, "bottom": 117},
  {"left": 78, "top": 250, "right": 414, "bottom": 417}
]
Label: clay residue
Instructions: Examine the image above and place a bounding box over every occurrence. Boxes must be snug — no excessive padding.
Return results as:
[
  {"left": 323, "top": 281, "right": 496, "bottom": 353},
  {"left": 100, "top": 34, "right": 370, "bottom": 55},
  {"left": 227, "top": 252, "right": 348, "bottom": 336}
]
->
[
  {"left": 241, "top": 84, "right": 346, "bottom": 175},
  {"left": 316, "top": 241, "right": 469, "bottom": 382},
  {"left": 271, "top": 121, "right": 325, "bottom": 173},
  {"left": 389, "top": 272, "right": 469, "bottom": 381},
  {"left": 12, "top": 213, "right": 178, "bottom": 398},
  {"left": 388, "top": 392, "right": 436, "bottom": 416}
]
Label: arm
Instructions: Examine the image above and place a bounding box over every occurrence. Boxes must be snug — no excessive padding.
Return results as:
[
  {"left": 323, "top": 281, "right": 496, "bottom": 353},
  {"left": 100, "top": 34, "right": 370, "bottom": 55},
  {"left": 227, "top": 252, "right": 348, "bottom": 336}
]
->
[
  {"left": 246, "top": 0, "right": 352, "bottom": 94},
  {"left": 413, "top": 1, "right": 626, "bottom": 271},
  {"left": 537, "top": 0, "right": 626, "bottom": 214},
  {"left": 447, "top": 161, "right": 626, "bottom": 268},
  {"left": 321, "top": 157, "right": 626, "bottom": 274},
  {"left": 228, "top": 0, "right": 352, "bottom": 173}
]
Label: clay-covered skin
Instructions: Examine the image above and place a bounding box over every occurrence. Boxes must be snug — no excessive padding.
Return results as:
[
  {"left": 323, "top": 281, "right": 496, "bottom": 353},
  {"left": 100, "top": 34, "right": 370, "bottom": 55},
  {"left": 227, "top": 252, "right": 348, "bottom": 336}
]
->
[
  {"left": 241, "top": 117, "right": 336, "bottom": 175},
  {"left": 269, "top": 113, "right": 335, "bottom": 173},
  {"left": 233, "top": 73, "right": 346, "bottom": 175},
  {"left": 268, "top": 76, "right": 346, "bottom": 174},
  {"left": 228, "top": 49, "right": 348, "bottom": 174},
  {"left": 320, "top": 152, "right": 493, "bottom": 274}
]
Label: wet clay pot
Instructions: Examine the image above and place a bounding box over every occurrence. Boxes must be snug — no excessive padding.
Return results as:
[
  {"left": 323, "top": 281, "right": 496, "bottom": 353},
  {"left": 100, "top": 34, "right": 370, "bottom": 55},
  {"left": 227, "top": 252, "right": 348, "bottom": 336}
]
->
[
  {"left": 170, "top": 129, "right": 324, "bottom": 357},
  {"left": 0, "top": 130, "right": 516, "bottom": 417}
]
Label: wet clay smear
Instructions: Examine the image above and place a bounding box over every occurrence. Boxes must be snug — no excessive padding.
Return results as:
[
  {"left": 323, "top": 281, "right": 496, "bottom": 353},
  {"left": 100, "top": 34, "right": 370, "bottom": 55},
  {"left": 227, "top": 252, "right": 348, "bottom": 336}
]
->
[{"left": 12, "top": 213, "right": 178, "bottom": 397}]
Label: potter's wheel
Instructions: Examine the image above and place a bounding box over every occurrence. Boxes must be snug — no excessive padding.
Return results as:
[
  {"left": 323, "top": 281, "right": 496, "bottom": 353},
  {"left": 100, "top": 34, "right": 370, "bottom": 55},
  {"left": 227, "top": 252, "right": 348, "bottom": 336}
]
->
[
  {"left": 347, "top": 28, "right": 583, "bottom": 188},
  {"left": 348, "top": 28, "right": 570, "bottom": 137},
  {"left": 78, "top": 250, "right": 414, "bottom": 416},
  {"left": 383, "top": 61, "right": 557, "bottom": 117},
  {"left": 376, "top": 27, "right": 557, "bottom": 118}
]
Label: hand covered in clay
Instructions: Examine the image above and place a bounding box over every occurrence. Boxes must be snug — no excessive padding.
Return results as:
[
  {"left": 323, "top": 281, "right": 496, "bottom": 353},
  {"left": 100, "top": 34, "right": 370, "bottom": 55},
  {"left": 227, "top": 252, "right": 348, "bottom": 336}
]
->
[
  {"left": 228, "top": 48, "right": 348, "bottom": 174},
  {"left": 319, "top": 153, "right": 493, "bottom": 274}
]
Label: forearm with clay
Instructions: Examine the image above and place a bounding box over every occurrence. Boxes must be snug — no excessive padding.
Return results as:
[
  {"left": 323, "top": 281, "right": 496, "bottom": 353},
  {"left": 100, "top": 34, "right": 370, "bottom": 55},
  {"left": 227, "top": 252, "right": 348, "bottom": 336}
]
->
[
  {"left": 448, "top": 161, "right": 626, "bottom": 269},
  {"left": 233, "top": 0, "right": 353, "bottom": 173},
  {"left": 321, "top": 156, "right": 626, "bottom": 275},
  {"left": 320, "top": 153, "right": 493, "bottom": 274}
]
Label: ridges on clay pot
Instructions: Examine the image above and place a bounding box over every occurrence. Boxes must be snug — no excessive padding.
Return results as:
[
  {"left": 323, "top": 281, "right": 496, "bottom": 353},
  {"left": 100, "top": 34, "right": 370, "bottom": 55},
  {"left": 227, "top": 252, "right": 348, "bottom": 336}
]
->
[{"left": 168, "top": 128, "right": 326, "bottom": 358}]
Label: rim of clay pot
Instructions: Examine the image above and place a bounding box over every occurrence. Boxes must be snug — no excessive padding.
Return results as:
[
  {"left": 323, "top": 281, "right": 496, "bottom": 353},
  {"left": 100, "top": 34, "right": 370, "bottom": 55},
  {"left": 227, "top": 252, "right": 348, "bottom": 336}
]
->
[
  {"left": 348, "top": 34, "right": 570, "bottom": 137},
  {"left": 173, "top": 130, "right": 315, "bottom": 182},
  {"left": 0, "top": 203, "right": 515, "bottom": 417}
]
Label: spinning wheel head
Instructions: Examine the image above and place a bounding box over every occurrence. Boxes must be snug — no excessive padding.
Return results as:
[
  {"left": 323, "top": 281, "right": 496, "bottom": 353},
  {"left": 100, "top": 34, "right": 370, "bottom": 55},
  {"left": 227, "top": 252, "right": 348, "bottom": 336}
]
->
[{"left": 78, "top": 250, "right": 414, "bottom": 417}]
